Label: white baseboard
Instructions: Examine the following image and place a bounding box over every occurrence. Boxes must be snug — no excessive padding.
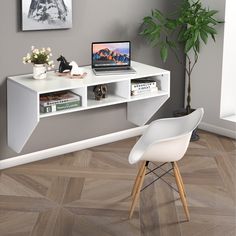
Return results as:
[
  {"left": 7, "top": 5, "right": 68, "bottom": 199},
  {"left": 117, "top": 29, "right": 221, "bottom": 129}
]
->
[
  {"left": 2, "top": 121, "right": 234, "bottom": 170},
  {"left": 199, "top": 122, "right": 236, "bottom": 139},
  {"left": 0, "top": 126, "right": 147, "bottom": 170}
]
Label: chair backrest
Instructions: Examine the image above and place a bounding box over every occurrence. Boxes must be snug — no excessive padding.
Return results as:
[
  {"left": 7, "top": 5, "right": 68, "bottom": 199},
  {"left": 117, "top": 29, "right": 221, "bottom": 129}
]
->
[{"left": 128, "top": 108, "right": 204, "bottom": 164}]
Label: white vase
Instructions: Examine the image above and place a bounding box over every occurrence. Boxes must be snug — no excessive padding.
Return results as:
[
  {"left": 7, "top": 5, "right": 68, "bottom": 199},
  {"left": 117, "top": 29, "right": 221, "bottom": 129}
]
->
[{"left": 33, "top": 64, "right": 47, "bottom": 79}]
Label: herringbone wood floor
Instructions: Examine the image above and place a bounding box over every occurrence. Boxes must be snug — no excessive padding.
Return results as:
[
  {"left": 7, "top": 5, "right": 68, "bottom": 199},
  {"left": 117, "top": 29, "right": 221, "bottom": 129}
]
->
[{"left": 0, "top": 130, "right": 235, "bottom": 236}]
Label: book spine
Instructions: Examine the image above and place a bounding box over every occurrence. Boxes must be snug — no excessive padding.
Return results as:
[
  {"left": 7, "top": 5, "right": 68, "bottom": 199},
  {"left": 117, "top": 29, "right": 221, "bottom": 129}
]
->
[
  {"left": 40, "top": 92, "right": 80, "bottom": 106},
  {"left": 40, "top": 100, "right": 81, "bottom": 113},
  {"left": 40, "top": 105, "right": 52, "bottom": 113},
  {"left": 56, "top": 100, "right": 81, "bottom": 111},
  {"left": 40, "top": 95, "right": 81, "bottom": 106},
  {"left": 131, "top": 87, "right": 158, "bottom": 96},
  {"left": 131, "top": 86, "right": 158, "bottom": 93},
  {"left": 131, "top": 82, "right": 156, "bottom": 91}
]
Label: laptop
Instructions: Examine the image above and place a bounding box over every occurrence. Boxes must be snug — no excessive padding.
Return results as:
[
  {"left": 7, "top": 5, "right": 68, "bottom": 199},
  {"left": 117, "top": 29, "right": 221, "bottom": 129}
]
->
[{"left": 91, "top": 41, "right": 136, "bottom": 76}]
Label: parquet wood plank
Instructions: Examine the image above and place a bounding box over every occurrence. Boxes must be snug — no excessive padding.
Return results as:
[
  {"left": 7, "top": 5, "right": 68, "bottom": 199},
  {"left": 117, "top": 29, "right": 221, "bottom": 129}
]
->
[
  {"left": 5, "top": 165, "right": 137, "bottom": 180},
  {"left": 0, "top": 195, "right": 56, "bottom": 212},
  {"left": 62, "top": 177, "right": 85, "bottom": 204},
  {"left": 0, "top": 130, "right": 235, "bottom": 235},
  {"left": 0, "top": 210, "right": 38, "bottom": 236},
  {"left": 30, "top": 208, "right": 61, "bottom": 236}
]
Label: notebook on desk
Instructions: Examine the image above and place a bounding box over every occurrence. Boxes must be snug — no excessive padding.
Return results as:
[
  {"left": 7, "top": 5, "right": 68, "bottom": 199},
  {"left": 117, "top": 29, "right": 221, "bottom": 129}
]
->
[{"left": 91, "top": 41, "right": 136, "bottom": 76}]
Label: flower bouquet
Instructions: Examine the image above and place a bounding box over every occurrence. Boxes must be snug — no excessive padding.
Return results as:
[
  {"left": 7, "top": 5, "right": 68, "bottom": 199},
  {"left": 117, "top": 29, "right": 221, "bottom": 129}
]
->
[{"left": 23, "top": 46, "right": 55, "bottom": 79}]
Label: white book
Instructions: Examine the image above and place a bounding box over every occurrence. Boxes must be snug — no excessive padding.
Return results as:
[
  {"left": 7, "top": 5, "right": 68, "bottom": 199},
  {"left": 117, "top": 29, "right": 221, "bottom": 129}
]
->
[
  {"left": 131, "top": 81, "right": 156, "bottom": 91},
  {"left": 40, "top": 91, "right": 81, "bottom": 106},
  {"left": 131, "top": 87, "right": 158, "bottom": 96}
]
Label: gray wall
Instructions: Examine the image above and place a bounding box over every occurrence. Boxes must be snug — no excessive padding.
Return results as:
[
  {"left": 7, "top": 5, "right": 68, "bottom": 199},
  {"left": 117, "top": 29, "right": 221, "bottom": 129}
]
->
[
  {"left": 0, "top": 0, "right": 185, "bottom": 160},
  {"left": 190, "top": 0, "right": 236, "bottom": 138}
]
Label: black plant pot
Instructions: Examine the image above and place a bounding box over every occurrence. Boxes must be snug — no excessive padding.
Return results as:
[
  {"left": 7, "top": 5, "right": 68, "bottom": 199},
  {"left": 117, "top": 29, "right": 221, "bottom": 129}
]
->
[{"left": 173, "top": 108, "right": 200, "bottom": 142}]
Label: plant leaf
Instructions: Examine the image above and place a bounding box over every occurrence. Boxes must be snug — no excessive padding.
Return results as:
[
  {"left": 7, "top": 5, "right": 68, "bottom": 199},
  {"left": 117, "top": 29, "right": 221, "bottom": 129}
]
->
[
  {"left": 153, "top": 9, "right": 165, "bottom": 23},
  {"left": 194, "top": 38, "right": 200, "bottom": 53},
  {"left": 194, "top": 30, "right": 199, "bottom": 43},
  {"left": 178, "top": 27, "right": 186, "bottom": 42},
  {"left": 143, "top": 16, "right": 153, "bottom": 22},
  {"left": 206, "top": 10, "right": 218, "bottom": 17},
  {"left": 160, "top": 44, "right": 168, "bottom": 62},
  {"left": 203, "top": 25, "right": 217, "bottom": 35},
  {"left": 185, "top": 39, "right": 194, "bottom": 53},
  {"left": 165, "top": 19, "right": 177, "bottom": 30},
  {"left": 200, "top": 30, "right": 208, "bottom": 44},
  {"left": 211, "top": 33, "right": 216, "bottom": 41}
]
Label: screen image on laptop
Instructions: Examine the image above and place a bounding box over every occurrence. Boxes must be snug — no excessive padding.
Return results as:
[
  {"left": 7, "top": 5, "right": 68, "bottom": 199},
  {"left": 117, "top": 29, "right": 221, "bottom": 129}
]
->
[{"left": 92, "top": 41, "right": 131, "bottom": 68}]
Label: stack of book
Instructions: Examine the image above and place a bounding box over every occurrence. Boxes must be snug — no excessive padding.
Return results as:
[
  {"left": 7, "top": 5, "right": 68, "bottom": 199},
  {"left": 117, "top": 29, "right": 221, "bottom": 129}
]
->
[
  {"left": 131, "top": 79, "right": 158, "bottom": 96},
  {"left": 40, "top": 91, "right": 81, "bottom": 113}
]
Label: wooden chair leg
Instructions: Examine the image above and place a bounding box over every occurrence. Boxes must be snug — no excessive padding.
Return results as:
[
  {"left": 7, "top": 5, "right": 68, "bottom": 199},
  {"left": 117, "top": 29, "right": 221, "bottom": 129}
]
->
[
  {"left": 174, "top": 162, "right": 186, "bottom": 197},
  {"left": 129, "top": 165, "right": 146, "bottom": 219},
  {"left": 131, "top": 161, "right": 146, "bottom": 198},
  {"left": 172, "top": 162, "right": 190, "bottom": 221}
]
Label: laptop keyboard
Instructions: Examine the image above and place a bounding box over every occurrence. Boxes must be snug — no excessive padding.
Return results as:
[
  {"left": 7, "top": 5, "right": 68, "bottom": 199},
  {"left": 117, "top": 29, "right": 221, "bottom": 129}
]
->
[{"left": 95, "top": 67, "right": 132, "bottom": 71}]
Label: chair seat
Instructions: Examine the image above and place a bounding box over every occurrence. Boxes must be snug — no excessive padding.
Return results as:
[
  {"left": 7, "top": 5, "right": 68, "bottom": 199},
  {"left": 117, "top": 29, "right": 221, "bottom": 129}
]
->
[{"left": 129, "top": 108, "right": 204, "bottom": 164}]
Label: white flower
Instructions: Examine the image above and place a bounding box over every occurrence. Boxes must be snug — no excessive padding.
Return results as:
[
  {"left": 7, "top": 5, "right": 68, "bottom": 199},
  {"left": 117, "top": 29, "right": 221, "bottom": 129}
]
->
[
  {"left": 48, "top": 67, "right": 51, "bottom": 70},
  {"left": 52, "top": 64, "right": 55, "bottom": 68},
  {"left": 33, "top": 49, "right": 39, "bottom": 54},
  {"left": 23, "top": 46, "right": 53, "bottom": 66}
]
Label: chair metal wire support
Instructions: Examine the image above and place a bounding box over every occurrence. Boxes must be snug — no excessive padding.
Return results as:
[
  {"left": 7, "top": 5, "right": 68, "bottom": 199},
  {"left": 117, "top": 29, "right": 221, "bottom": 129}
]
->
[
  {"left": 147, "top": 162, "right": 179, "bottom": 193},
  {"left": 141, "top": 167, "right": 174, "bottom": 192},
  {"left": 150, "top": 162, "right": 175, "bottom": 177},
  {"left": 145, "top": 162, "right": 168, "bottom": 176},
  {"left": 147, "top": 166, "right": 179, "bottom": 194},
  {"left": 140, "top": 161, "right": 179, "bottom": 193}
]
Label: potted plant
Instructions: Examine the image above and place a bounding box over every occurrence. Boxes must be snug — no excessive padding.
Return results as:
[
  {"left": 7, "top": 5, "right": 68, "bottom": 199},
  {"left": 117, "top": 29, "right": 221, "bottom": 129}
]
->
[
  {"left": 140, "top": 0, "right": 222, "bottom": 116},
  {"left": 23, "top": 46, "right": 55, "bottom": 79}
]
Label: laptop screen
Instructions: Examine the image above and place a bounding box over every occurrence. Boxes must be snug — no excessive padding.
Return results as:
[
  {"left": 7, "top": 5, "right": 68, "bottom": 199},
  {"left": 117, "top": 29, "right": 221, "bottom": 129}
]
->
[{"left": 92, "top": 41, "right": 131, "bottom": 68}]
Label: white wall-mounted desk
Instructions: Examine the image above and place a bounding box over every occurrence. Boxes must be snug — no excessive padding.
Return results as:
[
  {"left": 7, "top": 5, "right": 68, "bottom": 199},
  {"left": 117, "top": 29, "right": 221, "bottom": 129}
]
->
[{"left": 7, "top": 61, "right": 170, "bottom": 153}]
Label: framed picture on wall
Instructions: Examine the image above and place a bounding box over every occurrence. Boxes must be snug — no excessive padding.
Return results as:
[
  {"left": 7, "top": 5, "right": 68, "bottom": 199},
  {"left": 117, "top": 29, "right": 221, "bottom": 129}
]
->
[{"left": 22, "top": 0, "right": 72, "bottom": 31}]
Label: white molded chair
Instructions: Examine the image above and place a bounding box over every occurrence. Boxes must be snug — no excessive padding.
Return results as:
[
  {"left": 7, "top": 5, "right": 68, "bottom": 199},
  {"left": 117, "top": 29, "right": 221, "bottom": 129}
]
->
[{"left": 128, "top": 108, "right": 204, "bottom": 220}]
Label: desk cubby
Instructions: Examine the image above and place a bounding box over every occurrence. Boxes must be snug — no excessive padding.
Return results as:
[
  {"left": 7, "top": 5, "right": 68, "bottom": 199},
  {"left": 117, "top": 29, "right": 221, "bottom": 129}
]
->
[
  {"left": 129, "top": 74, "right": 169, "bottom": 101},
  {"left": 87, "top": 80, "right": 130, "bottom": 109},
  {"left": 7, "top": 61, "right": 170, "bottom": 153}
]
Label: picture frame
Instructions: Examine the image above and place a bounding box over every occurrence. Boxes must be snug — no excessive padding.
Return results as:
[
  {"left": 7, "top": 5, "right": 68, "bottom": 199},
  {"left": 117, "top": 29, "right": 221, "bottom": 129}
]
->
[{"left": 22, "top": 0, "right": 72, "bottom": 31}]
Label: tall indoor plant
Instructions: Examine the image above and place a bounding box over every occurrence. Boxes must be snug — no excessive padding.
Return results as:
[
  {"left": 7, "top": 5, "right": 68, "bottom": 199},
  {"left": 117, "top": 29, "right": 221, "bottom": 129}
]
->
[{"left": 140, "top": 0, "right": 222, "bottom": 114}]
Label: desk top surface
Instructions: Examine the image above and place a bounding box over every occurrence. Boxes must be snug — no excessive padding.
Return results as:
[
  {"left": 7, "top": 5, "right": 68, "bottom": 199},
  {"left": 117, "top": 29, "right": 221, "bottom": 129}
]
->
[{"left": 8, "top": 61, "right": 170, "bottom": 94}]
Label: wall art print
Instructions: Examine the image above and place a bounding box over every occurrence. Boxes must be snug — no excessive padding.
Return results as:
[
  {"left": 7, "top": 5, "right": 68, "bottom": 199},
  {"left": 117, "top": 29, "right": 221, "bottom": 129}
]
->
[{"left": 22, "top": 0, "right": 72, "bottom": 31}]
